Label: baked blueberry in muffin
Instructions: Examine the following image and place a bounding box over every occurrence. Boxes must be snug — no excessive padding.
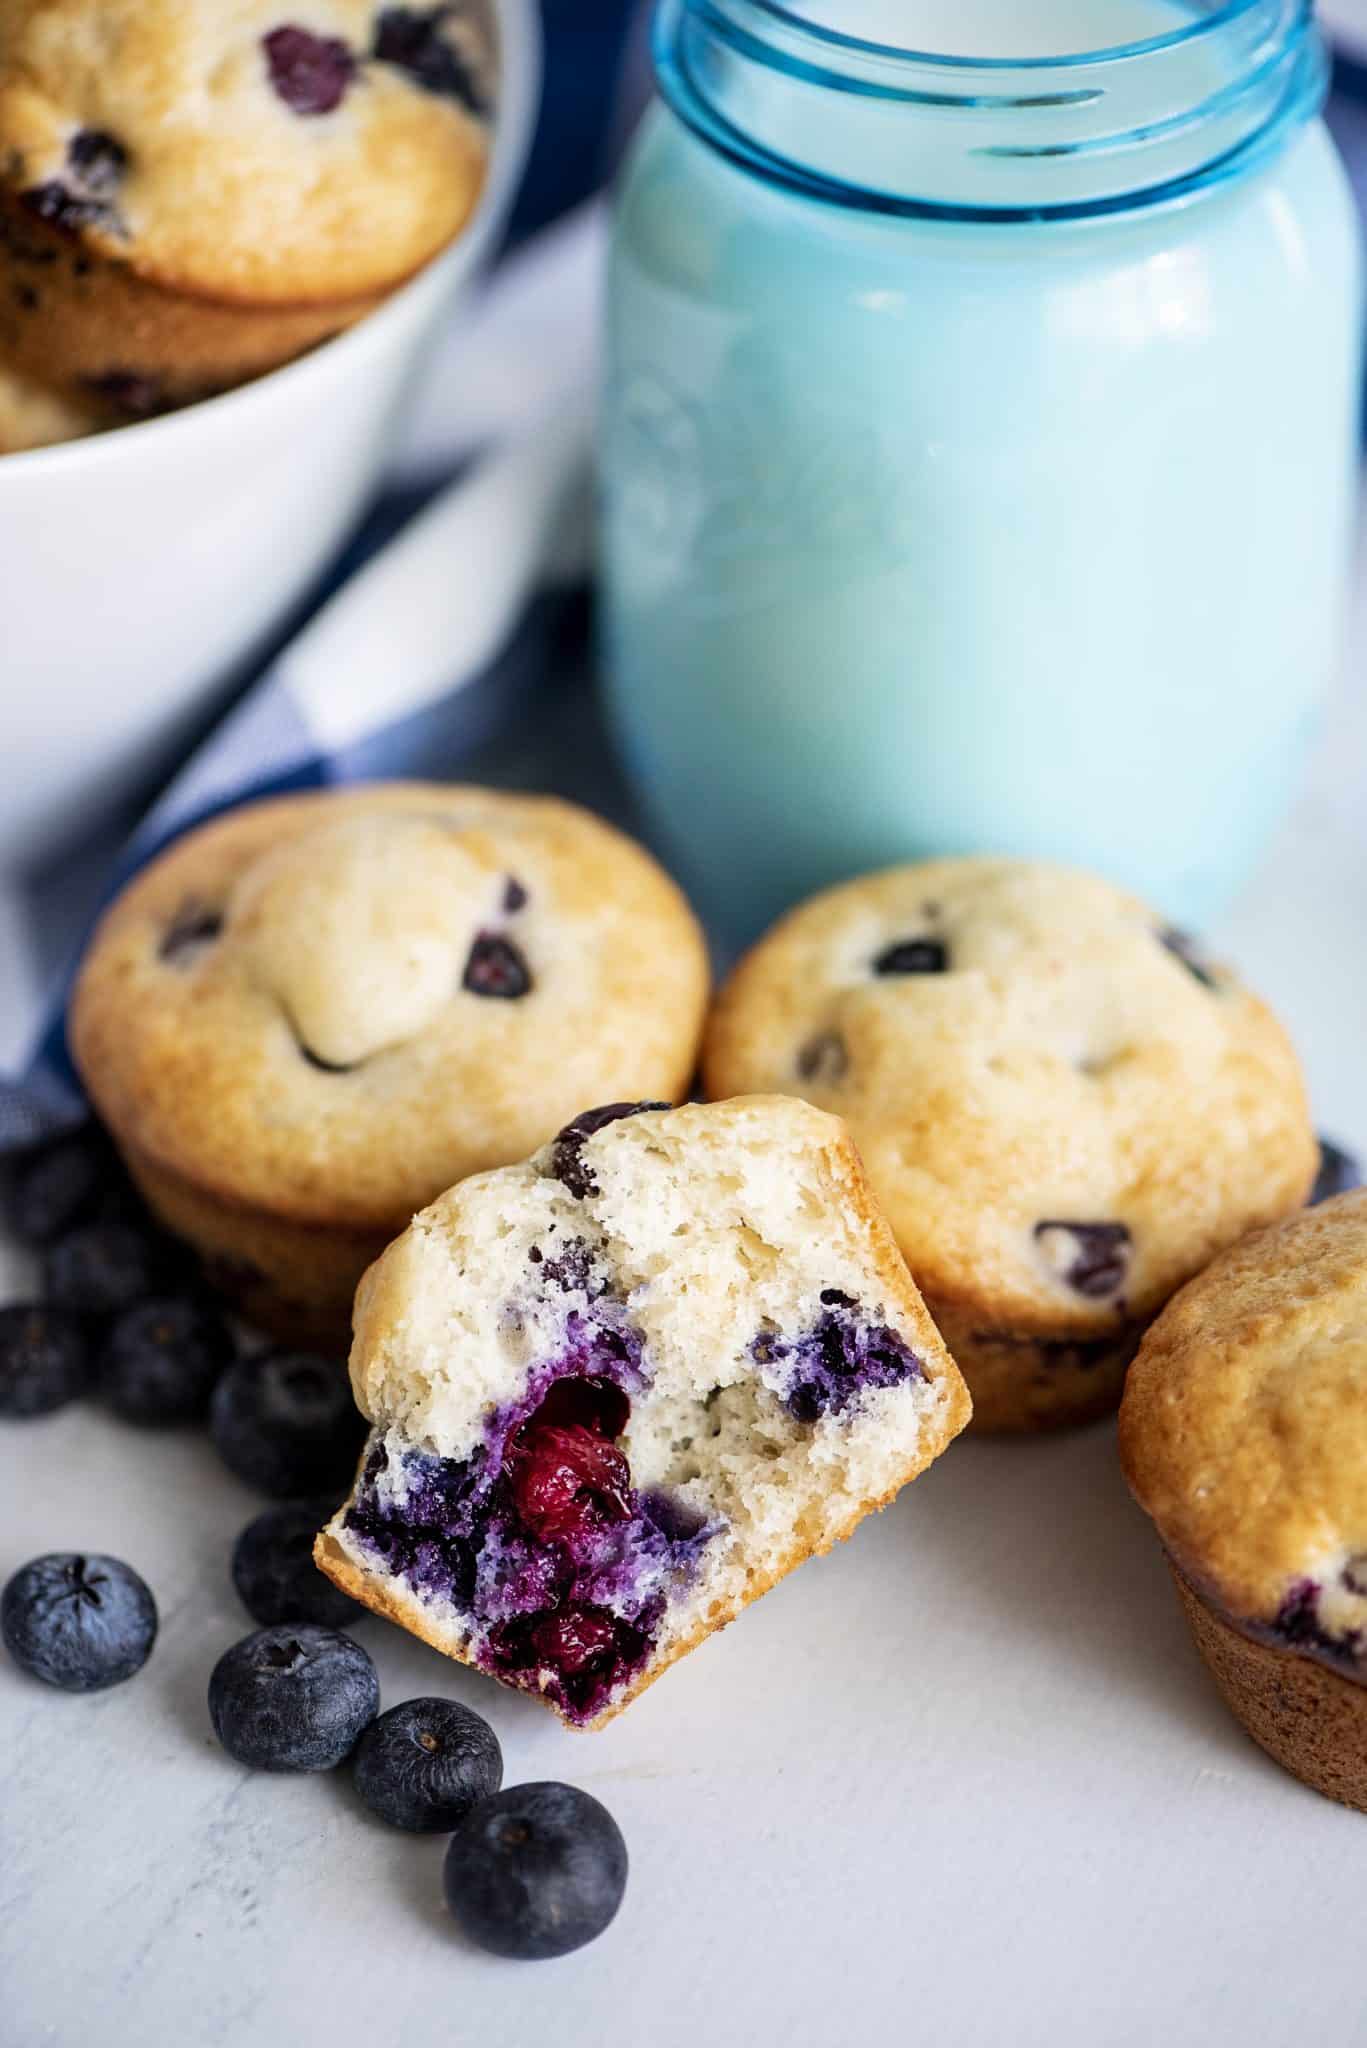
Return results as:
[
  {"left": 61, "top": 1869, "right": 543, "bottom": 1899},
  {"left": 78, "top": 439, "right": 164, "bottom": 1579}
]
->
[
  {"left": 0, "top": 0, "right": 497, "bottom": 419},
  {"left": 315, "top": 1098, "right": 971, "bottom": 1727},
  {"left": 704, "top": 858, "right": 1317, "bottom": 1431},
  {"left": 1121, "top": 1193, "right": 1367, "bottom": 1812},
  {"left": 70, "top": 784, "right": 709, "bottom": 1345}
]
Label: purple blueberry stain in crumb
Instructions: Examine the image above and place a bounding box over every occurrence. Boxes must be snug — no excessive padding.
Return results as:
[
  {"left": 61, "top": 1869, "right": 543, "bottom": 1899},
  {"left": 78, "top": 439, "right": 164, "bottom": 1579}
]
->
[
  {"left": 549, "top": 1103, "right": 671, "bottom": 1201},
  {"left": 463, "top": 932, "right": 532, "bottom": 1000},
  {"left": 533, "top": 1237, "right": 610, "bottom": 1299},
  {"left": 503, "top": 877, "right": 529, "bottom": 914},
  {"left": 343, "top": 1305, "right": 716, "bottom": 1724},
  {"left": 22, "top": 129, "right": 128, "bottom": 236},
  {"left": 874, "top": 937, "right": 949, "bottom": 977},
  {"left": 1159, "top": 928, "right": 1219, "bottom": 992},
  {"left": 159, "top": 900, "right": 224, "bottom": 965},
  {"left": 1272, "top": 1579, "right": 1363, "bottom": 1666},
  {"left": 372, "top": 8, "right": 491, "bottom": 115},
  {"left": 263, "top": 26, "right": 358, "bottom": 115},
  {"left": 1034, "top": 1221, "right": 1132, "bottom": 1301},
  {"left": 797, "top": 1032, "right": 848, "bottom": 1085},
  {"left": 753, "top": 1294, "right": 924, "bottom": 1425}
]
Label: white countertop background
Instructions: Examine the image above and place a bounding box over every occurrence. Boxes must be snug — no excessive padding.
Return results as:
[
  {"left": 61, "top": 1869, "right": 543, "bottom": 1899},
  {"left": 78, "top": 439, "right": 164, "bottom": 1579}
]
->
[{"left": 2, "top": 505, "right": 1366, "bottom": 2048}]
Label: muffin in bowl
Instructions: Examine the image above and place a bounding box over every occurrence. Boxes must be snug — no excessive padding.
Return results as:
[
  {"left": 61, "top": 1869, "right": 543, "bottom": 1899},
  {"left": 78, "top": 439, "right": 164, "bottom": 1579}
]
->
[
  {"left": 70, "top": 783, "right": 709, "bottom": 1345},
  {"left": 704, "top": 857, "right": 1317, "bottom": 1431},
  {"left": 0, "top": 0, "right": 497, "bottom": 422}
]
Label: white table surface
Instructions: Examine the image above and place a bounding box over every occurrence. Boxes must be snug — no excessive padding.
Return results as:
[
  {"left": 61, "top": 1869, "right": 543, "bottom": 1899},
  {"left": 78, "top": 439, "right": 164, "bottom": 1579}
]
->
[{"left": 3, "top": 512, "right": 1367, "bottom": 2048}]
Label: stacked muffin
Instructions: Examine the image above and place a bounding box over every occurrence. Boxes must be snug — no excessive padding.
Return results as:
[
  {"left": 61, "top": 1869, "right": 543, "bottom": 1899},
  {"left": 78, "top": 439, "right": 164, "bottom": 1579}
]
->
[{"left": 0, "top": 0, "right": 498, "bottom": 453}]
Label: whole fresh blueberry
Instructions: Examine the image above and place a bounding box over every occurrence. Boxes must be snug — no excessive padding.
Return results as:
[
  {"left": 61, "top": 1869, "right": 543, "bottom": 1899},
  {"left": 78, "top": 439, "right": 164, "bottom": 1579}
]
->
[
  {"left": 7, "top": 1131, "right": 109, "bottom": 1245},
  {"left": 353, "top": 1696, "right": 503, "bottom": 1832},
  {"left": 208, "top": 1625, "right": 378, "bottom": 1771},
  {"left": 0, "top": 1304, "right": 90, "bottom": 1418},
  {"left": 1313, "top": 1139, "right": 1363, "bottom": 1207},
  {"left": 2, "top": 1552, "right": 156, "bottom": 1691},
  {"left": 210, "top": 1353, "right": 366, "bottom": 1498},
  {"left": 232, "top": 1499, "right": 362, "bottom": 1628},
  {"left": 43, "top": 1223, "right": 168, "bottom": 1320},
  {"left": 99, "top": 1297, "right": 233, "bottom": 1425},
  {"left": 443, "top": 1782, "right": 628, "bottom": 1959}
]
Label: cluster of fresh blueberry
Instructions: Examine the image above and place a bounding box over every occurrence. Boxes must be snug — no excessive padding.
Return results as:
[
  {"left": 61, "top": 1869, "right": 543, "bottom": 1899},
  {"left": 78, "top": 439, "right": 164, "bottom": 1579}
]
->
[
  {"left": 203, "top": 1623, "right": 626, "bottom": 1957},
  {"left": 0, "top": 1124, "right": 629, "bottom": 1961},
  {"left": 0, "top": 1125, "right": 235, "bottom": 1424}
]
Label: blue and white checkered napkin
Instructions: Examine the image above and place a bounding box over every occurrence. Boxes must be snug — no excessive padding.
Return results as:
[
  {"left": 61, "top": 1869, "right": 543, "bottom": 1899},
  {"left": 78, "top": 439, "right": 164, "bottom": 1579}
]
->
[{"left": 0, "top": 202, "right": 607, "bottom": 1156}]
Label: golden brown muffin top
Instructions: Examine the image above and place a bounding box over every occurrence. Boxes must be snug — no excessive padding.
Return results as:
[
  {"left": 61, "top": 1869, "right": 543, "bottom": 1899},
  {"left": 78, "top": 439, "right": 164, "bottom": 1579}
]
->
[
  {"left": 71, "top": 784, "right": 710, "bottom": 1232},
  {"left": 704, "top": 858, "right": 1316, "bottom": 1334},
  {"left": 1121, "top": 1192, "right": 1367, "bottom": 1672},
  {"left": 0, "top": 0, "right": 495, "bottom": 301}
]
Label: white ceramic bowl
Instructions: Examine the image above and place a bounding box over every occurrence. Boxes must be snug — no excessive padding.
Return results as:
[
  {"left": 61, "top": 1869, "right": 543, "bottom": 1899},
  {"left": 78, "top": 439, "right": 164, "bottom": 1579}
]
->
[{"left": 0, "top": 0, "right": 539, "bottom": 874}]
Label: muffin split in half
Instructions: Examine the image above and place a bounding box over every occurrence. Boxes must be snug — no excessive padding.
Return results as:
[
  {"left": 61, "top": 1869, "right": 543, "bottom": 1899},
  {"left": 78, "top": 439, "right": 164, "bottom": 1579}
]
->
[{"left": 316, "top": 1097, "right": 972, "bottom": 1727}]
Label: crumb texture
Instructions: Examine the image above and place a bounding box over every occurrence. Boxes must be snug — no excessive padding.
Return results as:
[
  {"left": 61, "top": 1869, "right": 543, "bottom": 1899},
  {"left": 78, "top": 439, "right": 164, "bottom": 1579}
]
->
[{"left": 323, "top": 1097, "right": 971, "bottom": 1725}]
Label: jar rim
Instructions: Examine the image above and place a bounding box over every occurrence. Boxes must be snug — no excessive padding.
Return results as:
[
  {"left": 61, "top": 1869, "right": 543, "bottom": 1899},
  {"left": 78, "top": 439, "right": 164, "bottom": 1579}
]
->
[
  {"left": 655, "top": 0, "right": 1326, "bottom": 221},
  {"left": 733, "top": 0, "right": 1266, "bottom": 73}
]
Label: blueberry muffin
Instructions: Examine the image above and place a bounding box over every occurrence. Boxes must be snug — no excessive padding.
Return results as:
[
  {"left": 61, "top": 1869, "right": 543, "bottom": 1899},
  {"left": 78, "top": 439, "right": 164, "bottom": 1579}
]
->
[
  {"left": 316, "top": 1097, "right": 972, "bottom": 1727},
  {"left": 0, "top": 353, "right": 98, "bottom": 452},
  {"left": 1121, "top": 1194, "right": 1367, "bottom": 1810},
  {"left": 0, "top": 0, "right": 496, "bottom": 415},
  {"left": 704, "top": 859, "right": 1316, "bottom": 1432},
  {"left": 70, "top": 785, "right": 708, "bottom": 1347}
]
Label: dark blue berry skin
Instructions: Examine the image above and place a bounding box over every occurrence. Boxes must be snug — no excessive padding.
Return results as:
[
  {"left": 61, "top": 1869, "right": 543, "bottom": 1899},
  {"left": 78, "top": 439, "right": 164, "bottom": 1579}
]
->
[
  {"left": 208, "top": 1625, "right": 379, "bottom": 1771},
  {"left": 99, "top": 1297, "right": 233, "bottom": 1425},
  {"left": 373, "top": 8, "right": 489, "bottom": 112},
  {"left": 2, "top": 1553, "right": 156, "bottom": 1692},
  {"left": 550, "top": 1103, "right": 672, "bottom": 1200},
  {"left": 263, "top": 25, "right": 357, "bottom": 114},
  {"left": 1313, "top": 1139, "right": 1363, "bottom": 1207},
  {"left": 443, "top": 1783, "right": 628, "bottom": 1959},
  {"left": 874, "top": 937, "right": 948, "bottom": 976},
  {"left": 354, "top": 1696, "right": 503, "bottom": 1833},
  {"left": 7, "top": 1132, "right": 109, "bottom": 1246},
  {"left": 232, "top": 1500, "right": 362, "bottom": 1628},
  {"left": 209, "top": 1353, "right": 366, "bottom": 1499},
  {"left": 462, "top": 932, "right": 533, "bottom": 1000},
  {"left": 43, "top": 1223, "right": 167, "bottom": 1320},
  {"left": 0, "top": 1305, "right": 90, "bottom": 1418}
]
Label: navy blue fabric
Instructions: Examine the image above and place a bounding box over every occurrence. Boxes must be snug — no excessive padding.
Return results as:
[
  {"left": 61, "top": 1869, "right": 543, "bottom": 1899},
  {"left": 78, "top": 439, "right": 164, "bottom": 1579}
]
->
[{"left": 509, "top": 1, "right": 643, "bottom": 242}]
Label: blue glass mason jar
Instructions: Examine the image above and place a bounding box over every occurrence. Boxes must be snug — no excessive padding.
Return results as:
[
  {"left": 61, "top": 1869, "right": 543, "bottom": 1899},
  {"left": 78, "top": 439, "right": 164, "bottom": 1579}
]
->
[{"left": 600, "top": 1, "right": 1362, "bottom": 942}]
